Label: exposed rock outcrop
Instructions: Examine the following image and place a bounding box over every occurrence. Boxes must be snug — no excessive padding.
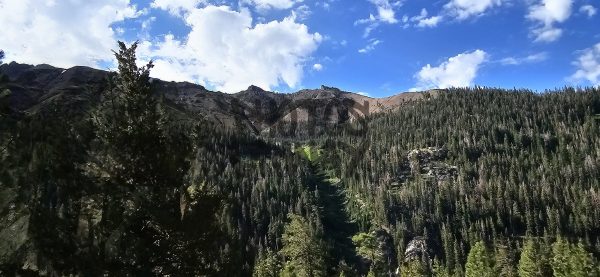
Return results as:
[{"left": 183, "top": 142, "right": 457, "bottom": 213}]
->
[{"left": 395, "top": 147, "right": 458, "bottom": 186}]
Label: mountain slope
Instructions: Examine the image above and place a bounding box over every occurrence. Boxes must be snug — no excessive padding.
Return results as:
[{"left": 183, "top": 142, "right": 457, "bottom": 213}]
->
[{"left": 0, "top": 62, "right": 428, "bottom": 134}]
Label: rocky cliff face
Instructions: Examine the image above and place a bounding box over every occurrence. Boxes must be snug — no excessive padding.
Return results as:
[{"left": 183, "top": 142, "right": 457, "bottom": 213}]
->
[{"left": 394, "top": 147, "right": 458, "bottom": 186}]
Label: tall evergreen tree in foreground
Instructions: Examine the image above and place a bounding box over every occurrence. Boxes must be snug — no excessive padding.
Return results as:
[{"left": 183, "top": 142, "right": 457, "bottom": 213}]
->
[
  {"left": 551, "top": 238, "right": 598, "bottom": 277},
  {"left": 87, "top": 41, "right": 183, "bottom": 191},
  {"left": 518, "top": 239, "right": 551, "bottom": 277},
  {"left": 465, "top": 241, "right": 495, "bottom": 277},
  {"left": 83, "top": 41, "right": 218, "bottom": 275}
]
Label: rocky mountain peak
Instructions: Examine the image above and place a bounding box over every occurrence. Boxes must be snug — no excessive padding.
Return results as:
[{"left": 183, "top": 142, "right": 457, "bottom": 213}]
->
[{"left": 246, "top": 85, "right": 267, "bottom": 93}]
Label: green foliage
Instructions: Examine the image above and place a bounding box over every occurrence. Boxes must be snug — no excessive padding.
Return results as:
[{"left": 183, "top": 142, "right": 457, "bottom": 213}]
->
[
  {"left": 280, "top": 213, "right": 328, "bottom": 277},
  {"left": 352, "top": 232, "right": 382, "bottom": 266},
  {"left": 518, "top": 239, "right": 551, "bottom": 277},
  {"left": 297, "top": 145, "right": 322, "bottom": 162},
  {"left": 551, "top": 238, "right": 598, "bottom": 277},
  {"left": 400, "top": 260, "right": 427, "bottom": 276},
  {"left": 432, "top": 258, "right": 450, "bottom": 277},
  {"left": 253, "top": 250, "right": 282, "bottom": 277},
  {"left": 87, "top": 41, "right": 186, "bottom": 190},
  {"left": 494, "top": 243, "right": 518, "bottom": 277},
  {"left": 465, "top": 241, "right": 495, "bottom": 277}
]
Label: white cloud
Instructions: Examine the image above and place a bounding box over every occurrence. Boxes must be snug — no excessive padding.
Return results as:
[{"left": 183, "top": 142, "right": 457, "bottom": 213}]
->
[
  {"left": 317, "top": 0, "right": 335, "bottom": 10},
  {"left": 416, "top": 16, "right": 442, "bottom": 27},
  {"left": 242, "top": 0, "right": 302, "bottom": 10},
  {"left": 313, "top": 63, "right": 323, "bottom": 71},
  {"left": 443, "top": 0, "right": 502, "bottom": 20},
  {"left": 580, "top": 5, "right": 597, "bottom": 18},
  {"left": 139, "top": 5, "right": 322, "bottom": 93},
  {"left": 500, "top": 52, "right": 548, "bottom": 65},
  {"left": 151, "top": 0, "right": 204, "bottom": 16},
  {"left": 527, "top": 0, "right": 573, "bottom": 42},
  {"left": 570, "top": 43, "right": 600, "bottom": 86},
  {"left": 293, "top": 4, "right": 312, "bottom": 21},
  {"left": 355, "top": 0, "right": 402, "bottom": 37},
  {"left": 358, "top": 39, "right": 382, "bottom": 53},
  {"left": 403, "top": 0, "right": 502, "bottom": 28},
  {"left": 409, "top": 10, "right": 442, "bottom": 28},
  {"left": 0, "top": 0, "right": 140, "bottom": 68},
  {"left": 532, "top": 26, "right": 563, "bottom": 42},
  {"left": 412, "top": 50, "right": 487, "bottom": 90}
]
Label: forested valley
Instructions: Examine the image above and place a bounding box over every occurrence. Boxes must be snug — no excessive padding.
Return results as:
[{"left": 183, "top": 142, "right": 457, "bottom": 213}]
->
[{"left": 1, "top": 43, "right": 599, "bottom": 276}]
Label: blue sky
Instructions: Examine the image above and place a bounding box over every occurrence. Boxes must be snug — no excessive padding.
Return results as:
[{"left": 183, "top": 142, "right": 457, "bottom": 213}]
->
[{"left": 0, "top": 0, "right": 599, "bottom": 97}]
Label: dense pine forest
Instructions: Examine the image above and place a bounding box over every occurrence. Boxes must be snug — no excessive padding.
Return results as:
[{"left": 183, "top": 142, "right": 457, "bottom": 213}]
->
[{"left": 1, "top": 43, "right": 599, "bottom": 276}]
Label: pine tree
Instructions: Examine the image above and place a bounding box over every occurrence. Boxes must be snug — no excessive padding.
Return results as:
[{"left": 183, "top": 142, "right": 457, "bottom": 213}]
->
[
  {"left": 253, "top": 250, "right": 282, "bottom": 277},
  {"left": 570, "top": 241, "right": 597, "bottom": 277},
  {"left": 552, "top": 238, "right": 598, "bottom": 277},
  {"left": 551, "top": 237, "right": 571, "bottom": 277},
  {"left": 83, "top": 41, "right": 209, "bottom": 274},
  {"left": 352, "top": 232, "right": 383, "bottom": 268},
  {"left": 400, "top": 260, "right": 427, "bottom": 276},
  {"left": 465, "top": 241, "right": 495, "bottom": 277},
  {"left": 494, "top": 243, "right": 517, "bottom": 277},
  {"left": 432, "top": 258, "right": 450, "bottom": 277},
  {"left": 280, "top": 213, "right": 327, "bottom": 277},
  {"left": 518, "top": 239, "right": 550, "bottom": 277},
  {"left": 86, "top": 41, "right": 189, "bottom": 194}
]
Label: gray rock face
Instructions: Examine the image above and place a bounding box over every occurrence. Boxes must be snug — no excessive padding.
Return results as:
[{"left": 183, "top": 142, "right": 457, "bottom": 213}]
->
[
  {"left": 403, "top": 237, "right": 428, "bottom": 262},
  {"left": 396, "top": 147, "right": 458, "bottom": 186}
]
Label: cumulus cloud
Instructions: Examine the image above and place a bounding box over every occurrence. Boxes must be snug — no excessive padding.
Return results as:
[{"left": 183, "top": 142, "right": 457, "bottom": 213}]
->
[
  {"left": 139, "top": 6, "right": 322, "bottom": 93},
  {"left": 355, "top": 0, "right": 403, "bottom": 37},
  {"left": 443, "top": 0, "right": 503, "bottom": 20},
  {"left": 0, "top": 0, "right": 140, "bottom": 68},
  {"left": 242, "top": 0, "right": 303, "bottom": 10},
  {"left": 313, "top": 63, "right": 323, "bottom": 71},
  {"left": 500, "top": 52, "right": 548, "bottom": 65},
  {"left": 358, "top": 39, "right": 382, "bottom": 53},
  {"left": 151, "top": 0, "right": 204, "bottom": 16},
  {"left": 527, "top": 0, "right": 573, "bottom": 42},
  {"left": 412, "top": 50, "right": 487, "bottom": 90},
  {"left": 580, "top": 5, "right": 597, "bottom": 18},
  {"left": 570, "top": 43, "right": 600, "bottom": 86}
]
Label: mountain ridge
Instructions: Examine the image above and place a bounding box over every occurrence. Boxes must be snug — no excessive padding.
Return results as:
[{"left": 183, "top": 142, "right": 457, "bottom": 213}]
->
[{"left": 0, "top": 62, "right": 435, "bottom": 135}]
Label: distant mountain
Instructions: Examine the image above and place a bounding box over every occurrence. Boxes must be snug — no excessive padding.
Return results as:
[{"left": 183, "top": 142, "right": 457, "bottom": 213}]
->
[{"left": 0, "top": 62, "right": 432, "bottom": 135}]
